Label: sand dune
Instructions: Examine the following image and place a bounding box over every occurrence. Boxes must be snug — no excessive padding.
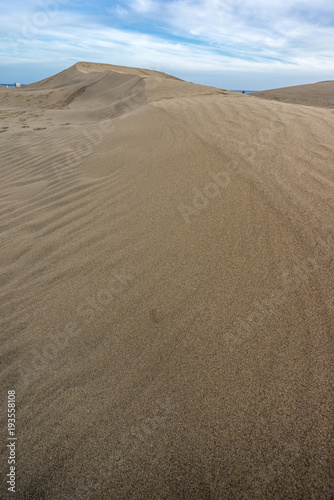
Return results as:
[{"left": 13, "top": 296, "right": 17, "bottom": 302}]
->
[
  {"left": 250, "top": 81, "right": 334, "bottom": 108},
  {"left": 0, "top": 62, "right": 333, "bottom": 499}
]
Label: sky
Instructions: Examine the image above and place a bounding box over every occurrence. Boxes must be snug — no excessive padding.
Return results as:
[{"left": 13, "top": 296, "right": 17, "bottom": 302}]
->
[{"left": 1, "top": 0, "right": 334, "bottom": 90}]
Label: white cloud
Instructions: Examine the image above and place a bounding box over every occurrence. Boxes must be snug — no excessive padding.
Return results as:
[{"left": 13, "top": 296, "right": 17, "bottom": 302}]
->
[
  {"left": 1, "top": 0, "right": 333, "bottom": 88},
  {"left": 131, "top": 0, "right": 154, "bottom": 13}
]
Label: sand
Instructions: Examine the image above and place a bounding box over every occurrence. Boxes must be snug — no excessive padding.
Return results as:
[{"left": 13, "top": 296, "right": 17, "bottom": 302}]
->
[
  {"left": 0, "top": 62, "right": 333, "bottom": 499},
  {"left": 250, "top": 81, "right": 334, "bottom": 108}
]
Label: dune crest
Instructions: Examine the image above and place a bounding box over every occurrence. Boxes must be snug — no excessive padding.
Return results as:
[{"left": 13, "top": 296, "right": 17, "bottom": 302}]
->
[{"left": 75, "top": 61, "right": 184, "bottom": 80}]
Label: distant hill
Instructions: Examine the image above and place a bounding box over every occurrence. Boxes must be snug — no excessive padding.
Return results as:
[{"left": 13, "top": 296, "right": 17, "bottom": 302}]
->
[{"left": 250, "top": 81, "right": 334, "bottom": 108}]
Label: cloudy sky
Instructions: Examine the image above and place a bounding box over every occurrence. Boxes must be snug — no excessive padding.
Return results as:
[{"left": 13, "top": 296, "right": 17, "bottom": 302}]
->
[{"left": 1, "top": 0, "right": 333, "bottom": 89}]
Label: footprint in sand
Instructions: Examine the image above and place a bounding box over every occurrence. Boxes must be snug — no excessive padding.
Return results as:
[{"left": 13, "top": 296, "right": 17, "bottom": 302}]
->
[{"left": 150, "top": 308, "right": 163, "bottom": 324}]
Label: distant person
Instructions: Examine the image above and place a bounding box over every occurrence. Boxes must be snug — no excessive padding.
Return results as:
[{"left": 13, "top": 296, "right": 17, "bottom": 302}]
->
[{"left": 242, "top": 90, "right": 245, "bottom": 94}]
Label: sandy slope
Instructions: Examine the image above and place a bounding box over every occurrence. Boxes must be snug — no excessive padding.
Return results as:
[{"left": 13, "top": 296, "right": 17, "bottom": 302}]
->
[
  {"left": 250, "top": 81, "right": 334, "bottom": 108},
  {"left": 0, "top": 62, "right": 333, "bottom": 499}
]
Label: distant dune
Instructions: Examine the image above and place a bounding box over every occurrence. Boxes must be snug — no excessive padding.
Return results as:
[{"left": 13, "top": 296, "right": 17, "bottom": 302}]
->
[
  {"left": 0, "top": 62, "right": 333, "bottom": 499},
  {"left": 250, "top": 81, "right": 334, "bottom": 108}
]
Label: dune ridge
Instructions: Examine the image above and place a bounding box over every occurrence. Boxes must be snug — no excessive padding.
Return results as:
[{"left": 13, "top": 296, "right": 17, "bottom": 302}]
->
[{"left": 0, "top": 63, "right": 333, "bottom": 499}]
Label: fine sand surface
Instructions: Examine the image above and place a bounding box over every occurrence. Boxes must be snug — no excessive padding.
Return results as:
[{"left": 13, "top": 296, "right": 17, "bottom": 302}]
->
[
  {"left": 0, "top": 62, "right": 333, "bottom": 499},
  {"left": 250, "top": 81, "right": 334, "bottom": 108}
]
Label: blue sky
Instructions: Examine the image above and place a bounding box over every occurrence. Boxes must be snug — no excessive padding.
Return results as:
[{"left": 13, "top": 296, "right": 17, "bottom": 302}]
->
[{"left": 1, "top": 0, "right": 333, "bottom": 89}]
